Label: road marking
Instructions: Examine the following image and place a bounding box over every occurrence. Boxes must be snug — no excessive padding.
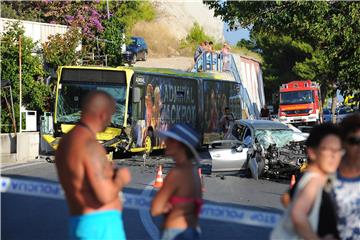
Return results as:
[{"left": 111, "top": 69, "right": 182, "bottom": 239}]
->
[
  {"left": 139, "top": 181, "right": 160, "bottom": 240},
  {"left": 1, "top": 176, "right": 64, "bottom": 199},
  {"left": 1, "top": 161, "right": 46, "bottom": 172},
  {"left": 1, "top": 176, "right": 281, "bottom": 230}
]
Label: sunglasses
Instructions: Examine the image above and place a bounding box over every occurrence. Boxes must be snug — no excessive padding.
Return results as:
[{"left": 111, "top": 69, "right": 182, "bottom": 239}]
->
[{"left": 347, "top": 136, "right": 360, "bottom": 145}]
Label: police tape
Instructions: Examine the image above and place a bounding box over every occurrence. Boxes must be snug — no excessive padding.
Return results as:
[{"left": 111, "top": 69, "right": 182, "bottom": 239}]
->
[{"left": 1, "top": 176, "right": 281, "bottom": 228}]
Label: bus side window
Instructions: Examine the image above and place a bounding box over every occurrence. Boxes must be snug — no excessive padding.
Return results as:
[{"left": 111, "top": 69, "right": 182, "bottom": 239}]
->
[{"left": 132, "top": 87, "right": 142, "bottom": 122}]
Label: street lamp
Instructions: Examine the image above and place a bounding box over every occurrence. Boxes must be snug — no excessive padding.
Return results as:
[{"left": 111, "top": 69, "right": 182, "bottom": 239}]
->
[{"left": 19, "top": 35, "right": 22, "bottom": 133}]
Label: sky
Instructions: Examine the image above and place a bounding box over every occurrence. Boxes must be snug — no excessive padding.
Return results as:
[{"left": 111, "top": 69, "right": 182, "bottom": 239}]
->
[{"left": 223, "top": 23, "right": 250, "bottom": 46}]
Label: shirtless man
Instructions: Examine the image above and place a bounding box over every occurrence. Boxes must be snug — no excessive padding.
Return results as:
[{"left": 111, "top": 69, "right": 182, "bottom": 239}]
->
[{"left": 55, "top": 90, "right": 131, "bottom": 240}]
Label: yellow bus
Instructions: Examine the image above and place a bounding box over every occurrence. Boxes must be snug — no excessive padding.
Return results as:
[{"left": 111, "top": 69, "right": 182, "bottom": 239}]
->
[{"left": 42, "top": 65, "right": 249, "bottom": 156}]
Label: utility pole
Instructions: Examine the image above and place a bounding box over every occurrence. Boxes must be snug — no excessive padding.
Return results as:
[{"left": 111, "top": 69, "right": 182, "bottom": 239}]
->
[
  {"left": 19, "top": 35, "right": 22, "bottom": 133},
  {"left": 106, "top": 0, "right": 110, "bottom": 20}
]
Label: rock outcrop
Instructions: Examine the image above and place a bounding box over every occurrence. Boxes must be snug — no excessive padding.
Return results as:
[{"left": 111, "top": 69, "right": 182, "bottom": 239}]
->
[
  {"left": 132, "top": 1, "right": 224, "bottom": 57},
  {"left": 152, "top": 0, "right": 224, "bottom": 42}
]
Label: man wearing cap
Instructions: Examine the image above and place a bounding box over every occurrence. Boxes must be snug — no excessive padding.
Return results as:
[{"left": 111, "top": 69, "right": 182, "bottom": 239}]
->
[{"left": 151, "top": 124, "right": 203, "bottom": 240}]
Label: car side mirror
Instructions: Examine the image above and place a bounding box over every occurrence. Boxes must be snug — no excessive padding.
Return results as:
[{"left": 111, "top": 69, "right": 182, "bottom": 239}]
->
[{"left": 236, "top": 146, "right": 243, "bottom": 152}]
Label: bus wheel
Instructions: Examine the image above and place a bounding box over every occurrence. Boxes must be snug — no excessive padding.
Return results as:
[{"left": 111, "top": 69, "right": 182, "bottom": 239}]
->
[
  {"left": 144, "top": 136, "right": 152, "bottom": 154},
  {"left": 132, "top": 54, "right": 137, "bottom": 64}
]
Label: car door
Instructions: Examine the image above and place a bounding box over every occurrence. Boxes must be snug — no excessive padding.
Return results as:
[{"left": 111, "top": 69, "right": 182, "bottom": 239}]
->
[
  {"left": 210, "top": 123, "right": 249, "bottom": 172},
  {"left": 209, "top": 140, "right": 248, "bottom": 172}
]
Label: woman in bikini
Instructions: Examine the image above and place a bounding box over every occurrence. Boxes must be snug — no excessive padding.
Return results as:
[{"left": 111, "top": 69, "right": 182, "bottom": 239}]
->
[{"left": 151, "top": 124, "right": 203, "bottom": 240}]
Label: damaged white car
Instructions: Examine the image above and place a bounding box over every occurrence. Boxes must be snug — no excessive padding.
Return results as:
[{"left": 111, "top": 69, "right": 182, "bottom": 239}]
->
[{"left": 207, "top": 120, "right": 307, "bottom": 180}]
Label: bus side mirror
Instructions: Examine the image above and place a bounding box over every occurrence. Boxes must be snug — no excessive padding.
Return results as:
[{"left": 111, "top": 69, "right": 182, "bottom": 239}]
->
[{"left": 133, "top": 87, "right": 141, "bottom": 103}]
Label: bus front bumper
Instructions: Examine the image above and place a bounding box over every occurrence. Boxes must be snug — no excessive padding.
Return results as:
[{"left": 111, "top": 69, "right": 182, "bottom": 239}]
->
[{"left": 279, "top": 115, "right": 318, "bottom": 125}]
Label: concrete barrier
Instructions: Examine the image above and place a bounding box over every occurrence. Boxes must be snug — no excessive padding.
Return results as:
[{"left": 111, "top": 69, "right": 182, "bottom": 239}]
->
[
  {"left": 1, "top": 132, "right": 40, "bottom": 163},
  {"left": 1, "top": 133, "right": 17, "bottom": 163}
]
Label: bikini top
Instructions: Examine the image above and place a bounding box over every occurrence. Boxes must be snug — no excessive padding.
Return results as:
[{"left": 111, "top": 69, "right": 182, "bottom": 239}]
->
[{"left": 169, "top": 196, "right": 204, "bottom": 216}]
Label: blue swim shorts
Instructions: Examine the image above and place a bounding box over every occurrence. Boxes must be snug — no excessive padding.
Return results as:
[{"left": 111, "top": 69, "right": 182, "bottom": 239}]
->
[
  {"left": 161, "top": 227, "right": 201, "bottom": 240},
  {"left": 69, "top": 210, "right": 126, "bottom": 240}
]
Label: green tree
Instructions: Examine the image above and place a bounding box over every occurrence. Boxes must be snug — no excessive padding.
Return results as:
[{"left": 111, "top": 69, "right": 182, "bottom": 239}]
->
[
  {"left": 1, "top": 22, "right": 51, "bottom": 133},
  {"left": 0, "top": 1, "right": 45, "bottom": 22},
  {"left": 100, "top": 17, "right": 125, "bottom": 66},
  {"left": 42, "top": 27, "right": 83, "bottom": 71},
  {"left": 99, "top": 1, "right": 155, "bottom": 66},
  {"left": 2, "top": 1, "right": 156, "bottom": 66},
  {"left": 206, "top": 1, "right": 360, "bottom": 118},
  {"left": 238, "top": 33, "right": 313, "bottom": 106}
]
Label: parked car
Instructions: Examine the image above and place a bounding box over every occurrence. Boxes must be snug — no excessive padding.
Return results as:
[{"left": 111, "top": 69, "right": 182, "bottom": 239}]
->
[
  {"left": 207, "top": 120, "right": 307, "bottom": 180},
  {"left": 122, "top": 36, "right": 148, "bottom": 64},
  {"left": 336, "top": 107, "right": 354, "bottom": 122},
  {"left": 323, "top": 108, "right": 332, "bottom": 122}
]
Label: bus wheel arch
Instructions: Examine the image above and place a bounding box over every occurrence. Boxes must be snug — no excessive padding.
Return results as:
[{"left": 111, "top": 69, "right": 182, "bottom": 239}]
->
[{"left": 144, "top": 127, "right": 154, "bottom": 154}]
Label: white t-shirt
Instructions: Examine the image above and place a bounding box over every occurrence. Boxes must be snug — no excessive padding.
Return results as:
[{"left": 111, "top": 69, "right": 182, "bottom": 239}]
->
[{"left": 332, "top": 171, "right": 360, "bottom": 240}]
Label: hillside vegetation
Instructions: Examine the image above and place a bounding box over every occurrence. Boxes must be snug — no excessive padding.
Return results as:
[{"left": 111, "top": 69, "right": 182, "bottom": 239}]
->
[{"left": 132, "top": 21, "right": 262, "bottom": 62}]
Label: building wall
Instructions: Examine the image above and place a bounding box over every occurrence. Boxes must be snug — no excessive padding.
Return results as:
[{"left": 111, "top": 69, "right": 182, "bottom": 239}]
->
[{"left": 0, "top": 18, "right": 69, "bottom": 46}]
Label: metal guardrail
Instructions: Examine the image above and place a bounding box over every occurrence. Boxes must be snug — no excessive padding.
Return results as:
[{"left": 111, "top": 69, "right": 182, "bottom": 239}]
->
[
  {"left": 193, "top": 52, "right": 257, "bottom": 119},
  {"left": 194, "top": 51, "right": 223, "bottom": 72}
]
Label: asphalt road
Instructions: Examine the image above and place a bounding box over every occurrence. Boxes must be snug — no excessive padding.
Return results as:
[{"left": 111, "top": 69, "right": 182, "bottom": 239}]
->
[{"left": 1, "top": 156, "right": 288, "bottom": 240}]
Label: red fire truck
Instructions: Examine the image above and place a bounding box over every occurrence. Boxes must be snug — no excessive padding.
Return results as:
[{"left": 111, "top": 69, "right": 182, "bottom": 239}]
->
[{"left": 278, "top": 80, "right": 322, "bottom": 126}]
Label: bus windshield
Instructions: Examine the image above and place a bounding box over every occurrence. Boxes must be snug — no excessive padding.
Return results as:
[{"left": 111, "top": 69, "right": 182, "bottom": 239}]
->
[
  {"left": 280, "top": 90, "right": 314, "bottom": 105},
  {"left": 56, "top": 82, "right": 126, "bottom": 127}
]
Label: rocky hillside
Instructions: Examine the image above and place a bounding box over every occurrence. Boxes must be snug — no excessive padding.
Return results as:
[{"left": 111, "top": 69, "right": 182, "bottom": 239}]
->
[
  {"left": 131, "top": 0, "right": 224, "bottom": 57},
  {"left": 153, "top": 0, "right": 224, "bottom": 42}
]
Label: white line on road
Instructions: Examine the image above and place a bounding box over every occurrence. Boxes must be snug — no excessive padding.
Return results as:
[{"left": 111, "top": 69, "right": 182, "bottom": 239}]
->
[
  {"left": 1, "top": 161, "right": 46, "bottom": 172},
  {"left": 139, "top": 181, "right": 160, "bottom": 240}
]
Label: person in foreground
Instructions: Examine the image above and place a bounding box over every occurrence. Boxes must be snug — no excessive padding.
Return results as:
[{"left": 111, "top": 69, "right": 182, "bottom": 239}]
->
[
  {"left": 151, "top": 124, "right": 203, "bottom": 240},
  {"left": 333, "top": 113, "right": 360, "bottom": 240},
  {"left": 271, "top": 123, "right": 343, "bottom": 240},
  {"left": 55, "top": 90, "right": 131, "bottom": 240}
]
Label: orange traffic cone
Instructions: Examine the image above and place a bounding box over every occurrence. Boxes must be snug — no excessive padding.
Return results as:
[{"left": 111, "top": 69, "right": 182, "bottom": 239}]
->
[
  {"left": 153, "top": 165, "right": 164, "bottom": 188},
  {"left": 198, "top": 168, "right": 206, "bottom": 192},
  {"left": 290, "top": 174, "right": 296, "bottom": 189}
]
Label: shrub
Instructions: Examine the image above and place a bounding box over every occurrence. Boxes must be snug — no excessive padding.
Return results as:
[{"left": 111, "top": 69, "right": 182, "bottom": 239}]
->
[
  {"left": 180, "top": 22, "right": 215, "bottom": 56},
  {"left": 1, "top": 22, "right": 51, "bottom": 133},
  {"left": 42, "top": 27, "right": 83, "bottom": 71}
]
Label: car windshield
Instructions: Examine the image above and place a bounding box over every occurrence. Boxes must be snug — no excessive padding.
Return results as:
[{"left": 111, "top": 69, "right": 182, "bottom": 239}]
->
[
  {"left": 129, "top": 38, "right": 138, "bottom": 47},
  {"left": 255, "top": 129, "right": 306, "bottom": 148},
  {"left": 56, "top": 83, "right": 126, "bottom": 127},
  {"left": 280, "top": 90, "right": 314, "bottom": 104}
]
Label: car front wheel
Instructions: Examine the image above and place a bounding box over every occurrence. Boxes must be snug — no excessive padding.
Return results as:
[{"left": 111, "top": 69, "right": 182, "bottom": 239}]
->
[
  {"left": 143, "top": 52, "right": 147, "bottom": 61},
  {"left": 132, "top": 54, "right": 137, "bottom": 64}
]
